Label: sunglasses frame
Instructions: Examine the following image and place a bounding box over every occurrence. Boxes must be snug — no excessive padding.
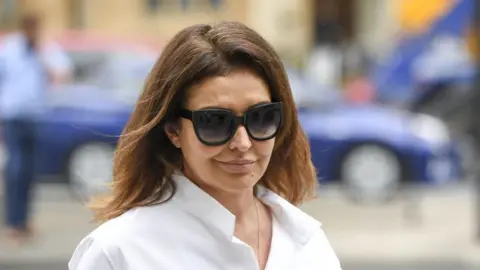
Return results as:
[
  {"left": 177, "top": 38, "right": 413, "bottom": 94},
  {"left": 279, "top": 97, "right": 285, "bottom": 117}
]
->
[{"left": 178, "top": 102, "right": 283, "bottom": 146}]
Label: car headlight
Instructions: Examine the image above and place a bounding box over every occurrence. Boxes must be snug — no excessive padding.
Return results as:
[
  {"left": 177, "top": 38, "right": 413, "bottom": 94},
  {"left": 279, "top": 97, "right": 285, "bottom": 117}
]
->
[{"left": 409, "top": 114, "right": 450, "bottom": 145}]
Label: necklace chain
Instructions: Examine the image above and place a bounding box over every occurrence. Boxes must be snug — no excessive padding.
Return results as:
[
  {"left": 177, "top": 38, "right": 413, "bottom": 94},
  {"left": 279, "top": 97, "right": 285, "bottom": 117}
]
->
[{"left": 254, "top": 198, "right": 261, "bottom": 260}]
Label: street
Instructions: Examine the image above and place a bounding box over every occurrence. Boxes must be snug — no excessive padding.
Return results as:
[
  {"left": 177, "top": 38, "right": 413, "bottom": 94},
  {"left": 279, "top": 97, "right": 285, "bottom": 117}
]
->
[{"left": 0, "top": 182, "right": 479, "bottom": 270}]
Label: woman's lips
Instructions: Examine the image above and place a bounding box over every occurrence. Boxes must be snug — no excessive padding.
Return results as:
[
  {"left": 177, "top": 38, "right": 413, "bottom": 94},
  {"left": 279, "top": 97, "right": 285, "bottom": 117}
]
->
[{"left": 216, "top": 160, "right": 255, "bottom": 173}]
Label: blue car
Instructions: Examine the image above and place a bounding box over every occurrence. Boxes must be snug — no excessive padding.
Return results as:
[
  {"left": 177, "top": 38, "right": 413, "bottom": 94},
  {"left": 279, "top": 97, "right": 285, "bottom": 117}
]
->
[{"left": 290, "top": 69, "right": 460, "bottom": 202}]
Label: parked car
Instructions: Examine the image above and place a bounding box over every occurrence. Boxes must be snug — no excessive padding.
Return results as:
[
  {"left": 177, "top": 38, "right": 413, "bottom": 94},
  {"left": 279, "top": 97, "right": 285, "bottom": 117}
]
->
[
  {"left": 290, "top": 68, "right": 461, "bottom": 202},
  {"left": 368, "top": 0, "right": 477, "bottom": 178}
]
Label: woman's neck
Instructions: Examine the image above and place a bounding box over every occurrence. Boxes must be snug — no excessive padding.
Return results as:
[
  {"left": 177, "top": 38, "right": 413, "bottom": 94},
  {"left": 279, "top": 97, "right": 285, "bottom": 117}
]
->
[
  {"left": 193, "top": 180, "right": 256, "bottom": 221},
  {"left": 181, "top": 169, "right": 258, "bottom": 220},
  {"left": 211, "top": 188, "right": 257, "bottom": 220}
]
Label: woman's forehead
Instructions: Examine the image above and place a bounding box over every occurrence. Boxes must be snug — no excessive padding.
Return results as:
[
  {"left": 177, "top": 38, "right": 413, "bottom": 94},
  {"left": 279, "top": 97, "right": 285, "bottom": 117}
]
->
[{"left": 185, "top": 70, "right": 271, "bottom": 112}]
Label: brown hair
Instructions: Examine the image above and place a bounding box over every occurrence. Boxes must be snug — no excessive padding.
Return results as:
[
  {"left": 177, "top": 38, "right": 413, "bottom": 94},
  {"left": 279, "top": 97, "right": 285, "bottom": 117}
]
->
[{"left": 90, "top": 21, "right": 317, "bottom": 222}]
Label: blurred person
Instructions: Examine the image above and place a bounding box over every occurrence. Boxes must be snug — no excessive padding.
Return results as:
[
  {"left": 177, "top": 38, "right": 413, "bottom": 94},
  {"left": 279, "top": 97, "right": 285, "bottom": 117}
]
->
[
  {"left": 69, "top": 22, "right": 341, "bottom": 270},
  {"left": 0, "top": 14, "right": 72, "bottom": 244}
]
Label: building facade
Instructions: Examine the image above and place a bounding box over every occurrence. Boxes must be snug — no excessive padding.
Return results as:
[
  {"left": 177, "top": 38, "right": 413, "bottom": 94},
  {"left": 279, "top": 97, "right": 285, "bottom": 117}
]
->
[
  {"left": 4, "top": 0, "right": 311, "bottom": 64},
  {"left": 3, "top": 0, "right": 427, "bottom": 65}
]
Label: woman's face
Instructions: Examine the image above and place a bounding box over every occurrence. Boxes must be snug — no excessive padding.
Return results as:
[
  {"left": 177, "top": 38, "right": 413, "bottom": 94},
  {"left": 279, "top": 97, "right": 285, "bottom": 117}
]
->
[{"left": 167, "top": 69, "right": 276, "bottom": 193}]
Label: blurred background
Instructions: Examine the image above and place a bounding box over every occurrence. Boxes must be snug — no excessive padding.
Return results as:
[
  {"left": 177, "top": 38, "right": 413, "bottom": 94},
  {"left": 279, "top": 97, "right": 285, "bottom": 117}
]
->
[{"left": 0, "top": 0, "right": 480, "bottom": 269}]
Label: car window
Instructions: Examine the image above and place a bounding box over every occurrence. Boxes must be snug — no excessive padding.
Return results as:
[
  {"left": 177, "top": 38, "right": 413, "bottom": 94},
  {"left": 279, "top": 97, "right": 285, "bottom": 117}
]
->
[
  {"left": 66, "top": 50, "right": 156, "bottom": 104},
  {"left": 68, "top": 51, "right": 107, "bottom": 85},
  {"left": 103, "top": 51, "right": 156, "bottom": 103},
  {"left": 287, "top": 68, "right": 341, "bottom": 108}
]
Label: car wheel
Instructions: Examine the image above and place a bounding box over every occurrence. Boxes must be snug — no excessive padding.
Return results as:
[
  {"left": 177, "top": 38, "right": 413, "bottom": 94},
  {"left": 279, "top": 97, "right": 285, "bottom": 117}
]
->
[
  {"left": 340, "top": 144, "right": 402, "bottom": 203},
  {"left": 67, "top": 142, "right": 115, "bottom": 202}
]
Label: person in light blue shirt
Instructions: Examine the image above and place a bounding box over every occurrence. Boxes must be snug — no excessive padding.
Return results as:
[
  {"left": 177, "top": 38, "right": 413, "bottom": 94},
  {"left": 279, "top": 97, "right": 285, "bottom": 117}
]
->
[{"left": 0, "top": 14, "right": 72, "bottom": 244}]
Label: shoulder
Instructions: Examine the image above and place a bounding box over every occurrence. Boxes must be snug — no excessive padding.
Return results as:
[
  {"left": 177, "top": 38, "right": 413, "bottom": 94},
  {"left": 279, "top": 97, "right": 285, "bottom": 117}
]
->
[
  {"left": 0, "top": 34, "right": 24, "bottom": 66},
  {"left": 40, "top": 39, "right": 69, "bottom": 60},
  {"left": 259, "top": 188, "right": 341, "bottom": 269},
  {"left": 2, "top": 33, "right": 22, "bottom": 44},
  {"left": 259, "top": 187, "right": 322, "bottom": 238},
  {"left": 300, "top": 227, "right": 342, "bottom": 269},
  {"left": 0, "top": 33, "right": 22, "bottom": 53},
  {"left": 69, "top": 203, "right": 183, "bottom": 269},
  {"left": 68, "top": 232, "right": 115, "bottom": 270},
  {"left": 41, "top": 39, "right": 64, "bottom": 52},
  {"left": 79, "top": 202, "right": 180, "bottom": 243},
  {"left": 68, "top": 213, "right": 133, "bottom": 270}
]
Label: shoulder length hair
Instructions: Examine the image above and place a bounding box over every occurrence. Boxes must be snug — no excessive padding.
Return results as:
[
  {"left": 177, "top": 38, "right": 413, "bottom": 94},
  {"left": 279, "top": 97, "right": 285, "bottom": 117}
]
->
[{"left": 90, "top": 21, "right": 317, "bottom": 222}]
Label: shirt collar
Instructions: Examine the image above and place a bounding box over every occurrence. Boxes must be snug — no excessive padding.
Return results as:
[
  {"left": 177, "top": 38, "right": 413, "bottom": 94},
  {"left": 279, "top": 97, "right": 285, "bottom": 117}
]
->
[{"left": 170, "top": 171, "right": 321, "bottom": 247}]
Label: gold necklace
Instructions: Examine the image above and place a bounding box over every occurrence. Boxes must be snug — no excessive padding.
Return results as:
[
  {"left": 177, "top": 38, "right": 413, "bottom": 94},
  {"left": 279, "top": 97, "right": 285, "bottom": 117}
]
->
[{"left": 254, "top": 199, "right": 261, "bottom": 261}]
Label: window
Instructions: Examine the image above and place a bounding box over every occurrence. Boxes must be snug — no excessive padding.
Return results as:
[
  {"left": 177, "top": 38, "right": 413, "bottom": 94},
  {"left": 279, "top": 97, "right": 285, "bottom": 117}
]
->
[
  {"left": 146, "top": 0, "right": 160, "bottom": 12},
  {"left": 67, "top": 50, "right": 156, "bottom": 104},
  {"left": 146, "top": 0, "right": 186, "bottom": 12},
  {"left": 0, "top": 0, "right": 17, "bottom": 30},
  {"left": 145, "top": 0, "right": 222, "bottom": 12},
  {"left": 209, "top": 0, "right": 221, "bottom": 9},
  {"left": 313, "top": 0, "right": 354, "bottom": 46},
  {"left": 70, "top": 0, "right": 86, "bottom": 29}
]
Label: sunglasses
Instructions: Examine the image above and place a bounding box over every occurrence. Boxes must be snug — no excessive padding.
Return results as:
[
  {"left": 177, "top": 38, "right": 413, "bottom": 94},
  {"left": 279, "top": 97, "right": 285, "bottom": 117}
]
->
[{"left": 179, "top": 102, "right": 283, "bottom": 146}]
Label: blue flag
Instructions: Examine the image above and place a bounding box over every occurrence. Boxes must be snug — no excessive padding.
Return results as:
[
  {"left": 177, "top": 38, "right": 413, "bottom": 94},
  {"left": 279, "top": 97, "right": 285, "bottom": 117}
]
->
[{"left": 371, "top": 0, "right": 475, "bottom": 103}]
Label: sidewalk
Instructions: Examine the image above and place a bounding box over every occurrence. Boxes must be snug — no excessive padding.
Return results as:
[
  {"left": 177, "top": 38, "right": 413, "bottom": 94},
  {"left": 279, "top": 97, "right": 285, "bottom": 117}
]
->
[
  {"left": 304, "top": 186, "right": 480, "bottom": 265},
  {"left": 0, "top": 185, "right": 95, "bottom": 263}
]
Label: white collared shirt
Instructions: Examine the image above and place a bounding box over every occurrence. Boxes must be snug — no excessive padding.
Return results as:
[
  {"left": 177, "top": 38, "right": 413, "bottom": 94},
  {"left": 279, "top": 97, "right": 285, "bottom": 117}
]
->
[{"left": 68, "top": 173, "right": 341, "bottom": 270}]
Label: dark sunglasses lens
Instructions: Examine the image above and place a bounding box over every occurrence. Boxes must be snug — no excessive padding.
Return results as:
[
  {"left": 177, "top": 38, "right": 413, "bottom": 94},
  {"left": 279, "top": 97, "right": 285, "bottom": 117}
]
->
[
  {"left": 193, "top": 111, "right": 234, "bottom": 144},
  {"left": 247, "top": 105, "right": 281, "bottom": 139}
]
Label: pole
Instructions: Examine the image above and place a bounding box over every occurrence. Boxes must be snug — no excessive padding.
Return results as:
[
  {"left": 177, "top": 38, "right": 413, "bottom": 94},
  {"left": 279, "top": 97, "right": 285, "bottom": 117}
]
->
[{"left": 472, "top": 0, "right": 480, "bottom": 241}]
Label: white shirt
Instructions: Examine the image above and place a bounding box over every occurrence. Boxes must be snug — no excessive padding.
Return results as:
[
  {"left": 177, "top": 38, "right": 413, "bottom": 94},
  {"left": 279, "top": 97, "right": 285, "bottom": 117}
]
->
[{"left": 68, "top": 172, "right": 341, "bottom": 270}]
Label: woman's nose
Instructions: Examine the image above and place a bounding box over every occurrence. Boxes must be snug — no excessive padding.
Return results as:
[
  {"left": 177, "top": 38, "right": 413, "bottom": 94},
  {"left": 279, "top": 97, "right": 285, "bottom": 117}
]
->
[{"left": 228, "top": 126, "right": 252, "bottom": 152}]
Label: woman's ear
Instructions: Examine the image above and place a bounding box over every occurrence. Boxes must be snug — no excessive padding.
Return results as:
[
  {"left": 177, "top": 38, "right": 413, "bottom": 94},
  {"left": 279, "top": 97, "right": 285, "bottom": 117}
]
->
[{"left": 164, "top": 122, "right": 181, "bottom": 148}]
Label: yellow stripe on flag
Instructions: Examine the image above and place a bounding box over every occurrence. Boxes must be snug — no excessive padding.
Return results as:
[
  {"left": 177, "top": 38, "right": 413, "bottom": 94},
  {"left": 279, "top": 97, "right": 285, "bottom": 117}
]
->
[{"left": 396, "top": 0, "right": 455, "bottom": 33}]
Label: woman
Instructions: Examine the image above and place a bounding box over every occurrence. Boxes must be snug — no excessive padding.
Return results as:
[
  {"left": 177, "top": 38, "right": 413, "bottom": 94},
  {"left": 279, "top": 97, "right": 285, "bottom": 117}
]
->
[{"left": 69, "top": 22, "right": 341, "bottom": 270}]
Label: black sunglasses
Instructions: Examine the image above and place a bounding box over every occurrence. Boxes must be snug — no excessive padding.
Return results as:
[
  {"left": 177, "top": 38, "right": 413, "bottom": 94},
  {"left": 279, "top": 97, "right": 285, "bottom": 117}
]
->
[{"left": 178, "top": 102, "right": 283, "bottom": 146}]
